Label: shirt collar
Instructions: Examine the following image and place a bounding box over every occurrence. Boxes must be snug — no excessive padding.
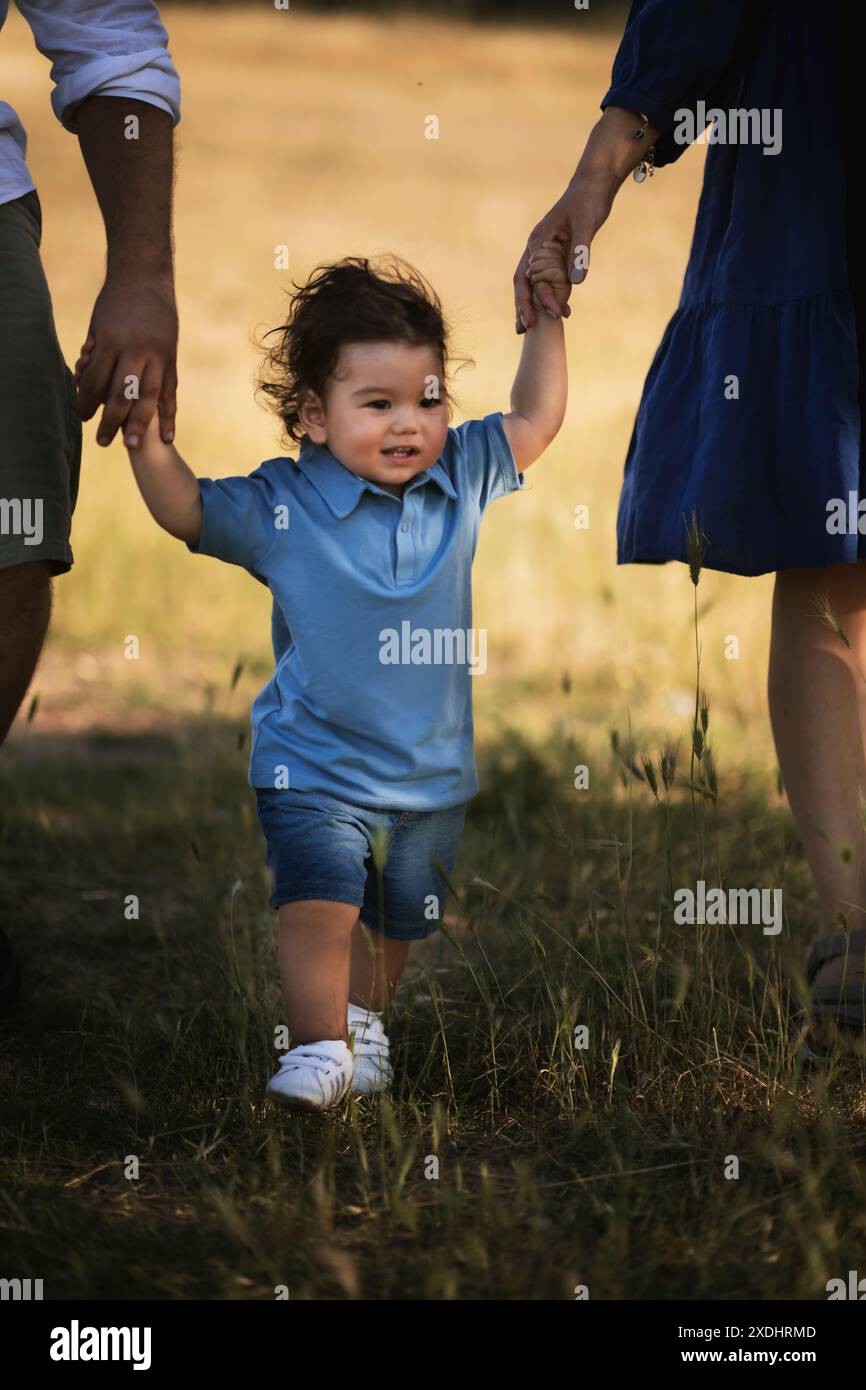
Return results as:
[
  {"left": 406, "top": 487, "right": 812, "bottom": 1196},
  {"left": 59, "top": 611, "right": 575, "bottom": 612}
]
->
[{"left": 295, "top": 435, "right": 457, "bottom": 519}]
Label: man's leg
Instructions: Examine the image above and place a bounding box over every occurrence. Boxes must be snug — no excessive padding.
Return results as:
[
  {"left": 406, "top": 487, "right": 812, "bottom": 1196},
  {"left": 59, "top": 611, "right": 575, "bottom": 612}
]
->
[
  {"left": 0, "top": 190, "right": 83, "bottom": 1016},
  {"left": 0, "top": 564, "right": 49, "bottom": 1012},
  {"left": 0, "top": 562, "right": 52, "bottom": 744}
]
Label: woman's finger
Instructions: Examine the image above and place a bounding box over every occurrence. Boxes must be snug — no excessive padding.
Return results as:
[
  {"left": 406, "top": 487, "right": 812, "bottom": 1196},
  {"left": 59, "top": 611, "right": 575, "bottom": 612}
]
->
[{"left": 513, "top": 246, "right": 536, "bottom": 333}]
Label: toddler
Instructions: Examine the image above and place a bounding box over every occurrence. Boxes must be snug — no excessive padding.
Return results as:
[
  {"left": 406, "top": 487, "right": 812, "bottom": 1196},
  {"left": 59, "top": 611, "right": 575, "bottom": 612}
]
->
[{"left": 108, "top": 249, "right": 567, "bottom": 1111}]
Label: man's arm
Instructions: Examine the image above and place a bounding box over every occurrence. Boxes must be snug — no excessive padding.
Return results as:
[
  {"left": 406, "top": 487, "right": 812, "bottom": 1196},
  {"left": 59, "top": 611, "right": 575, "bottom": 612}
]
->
[
  {"left": 70, "top": 96, "right": 178, "bottom": 447},
  {"left": 15, "top": 0, "right": 181, "bottom": 446}
]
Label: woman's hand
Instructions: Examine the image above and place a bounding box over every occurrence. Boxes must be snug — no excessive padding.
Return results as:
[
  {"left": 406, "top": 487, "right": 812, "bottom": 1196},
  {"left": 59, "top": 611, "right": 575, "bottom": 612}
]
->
[
  {"left": 514, "top": 107, "right": 662, "bottom": 333},
  {"left": 514, "top": 170, "right": 620, "bottom": 332}
]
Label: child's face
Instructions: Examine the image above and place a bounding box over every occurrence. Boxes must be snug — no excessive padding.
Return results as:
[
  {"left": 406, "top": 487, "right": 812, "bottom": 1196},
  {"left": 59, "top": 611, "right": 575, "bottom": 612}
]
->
[{"left": 299, "top": 341, "right": 450, "bottom": 497}]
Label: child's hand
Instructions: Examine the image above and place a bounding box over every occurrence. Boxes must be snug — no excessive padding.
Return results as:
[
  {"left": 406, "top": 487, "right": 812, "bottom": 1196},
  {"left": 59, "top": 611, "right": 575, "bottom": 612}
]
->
[
  {"left": 527, "top": 240, "right": 572, "bottom": 317},
  {"left": 125, "top": 404, "right": 164, "bottom": 454}
]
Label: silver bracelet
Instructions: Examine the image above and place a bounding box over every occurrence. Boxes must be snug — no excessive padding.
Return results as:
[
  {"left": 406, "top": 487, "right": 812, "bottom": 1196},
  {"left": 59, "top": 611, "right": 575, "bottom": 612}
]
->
[{"left": 632, "top": 112, "right": 656, "bottom": 183}]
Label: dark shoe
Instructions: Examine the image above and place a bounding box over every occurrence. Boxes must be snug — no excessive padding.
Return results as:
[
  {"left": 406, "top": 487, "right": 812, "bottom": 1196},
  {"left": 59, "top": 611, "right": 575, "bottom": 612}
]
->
[
  {"left": 0, "top": 925, "right": 22, "bottom": 1018},
  {"left": 795, "top": 927, "right": 866, "bottom": 1060}
]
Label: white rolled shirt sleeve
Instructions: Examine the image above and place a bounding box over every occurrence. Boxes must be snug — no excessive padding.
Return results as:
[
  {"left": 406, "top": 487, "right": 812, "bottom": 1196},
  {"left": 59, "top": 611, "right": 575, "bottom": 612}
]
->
[{"left": 14, "top": 0, "right": 181, "bottom": 130}]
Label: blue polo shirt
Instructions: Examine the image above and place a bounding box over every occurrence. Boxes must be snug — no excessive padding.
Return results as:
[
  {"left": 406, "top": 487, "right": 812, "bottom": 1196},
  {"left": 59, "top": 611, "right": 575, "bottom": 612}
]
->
[{"left": 189, "top": 411, "right": 524, "bottom": 809}]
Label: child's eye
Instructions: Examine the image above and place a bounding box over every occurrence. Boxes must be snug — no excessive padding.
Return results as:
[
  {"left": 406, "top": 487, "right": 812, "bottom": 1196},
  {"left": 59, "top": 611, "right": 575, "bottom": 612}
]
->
[{"left": 363, "top": 397, "right": 443, "bottom": 410}]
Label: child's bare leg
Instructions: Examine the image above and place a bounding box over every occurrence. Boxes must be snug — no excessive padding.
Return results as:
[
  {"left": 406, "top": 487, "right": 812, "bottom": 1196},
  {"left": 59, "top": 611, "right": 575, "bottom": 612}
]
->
[
  {"left": 348, "top": 920, "right": 410, "bottom": 1012},
  {"left": 277, "top": 900, "right": 359, "bottom": 1044}
]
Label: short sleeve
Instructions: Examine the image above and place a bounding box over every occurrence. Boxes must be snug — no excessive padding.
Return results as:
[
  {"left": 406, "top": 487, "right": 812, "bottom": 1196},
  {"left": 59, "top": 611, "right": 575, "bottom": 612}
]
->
[
  {"left": 600, "top": 0, "right": 760, "bottom": 167},
  {"left": 455, "top": 411, "right": 525, "bottom": 513},
  {"left": 187, "top": 466, "right": 281, "bottom": 581}
]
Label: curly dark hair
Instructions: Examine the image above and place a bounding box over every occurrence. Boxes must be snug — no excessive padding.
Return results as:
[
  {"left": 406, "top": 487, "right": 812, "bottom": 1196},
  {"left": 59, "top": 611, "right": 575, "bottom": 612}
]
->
[{"left": 256, "top": 255, "right": 469, "bottom": 445}]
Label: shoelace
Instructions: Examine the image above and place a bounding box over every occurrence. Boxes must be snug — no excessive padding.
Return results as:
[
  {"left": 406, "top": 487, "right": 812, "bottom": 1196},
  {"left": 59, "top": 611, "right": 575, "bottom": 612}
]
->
[
  {"left": 275, "top": 1047, "right": 350, "bottom": 1103},
  {"left": 277, "top": 1047, "right": 347, "bottom": 1071},
  {"left": 352, "top": 1027, "right": 389, "bottom": 1057}
]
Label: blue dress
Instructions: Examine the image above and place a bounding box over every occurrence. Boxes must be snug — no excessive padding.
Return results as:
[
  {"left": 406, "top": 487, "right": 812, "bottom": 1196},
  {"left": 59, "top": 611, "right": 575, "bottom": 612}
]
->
[{"left": 601, "top": 0, "right": 862, "bottom": 576}]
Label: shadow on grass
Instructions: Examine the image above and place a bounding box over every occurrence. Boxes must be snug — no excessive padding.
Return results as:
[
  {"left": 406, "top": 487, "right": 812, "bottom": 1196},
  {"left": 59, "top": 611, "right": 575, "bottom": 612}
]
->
[{"left": 1, "top": 719, "right": 866, "bottom": 1299}]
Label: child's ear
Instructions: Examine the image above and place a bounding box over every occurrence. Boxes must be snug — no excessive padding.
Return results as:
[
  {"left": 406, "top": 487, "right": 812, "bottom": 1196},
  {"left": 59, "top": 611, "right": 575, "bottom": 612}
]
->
[{"left": 298, "top": 390, "right": 327, "bottom": 443}]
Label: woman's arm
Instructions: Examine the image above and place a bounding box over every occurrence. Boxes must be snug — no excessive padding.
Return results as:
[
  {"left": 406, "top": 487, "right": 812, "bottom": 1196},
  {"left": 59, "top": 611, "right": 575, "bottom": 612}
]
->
[
  {"left": 514, "top": 0, "right": 759, "bottom": 332},
  {"left": 513, "top": 104, "right": 662, "bottom": 332},
  {"left": 125, "top": 409, "right": 202, "bottom": 545}
]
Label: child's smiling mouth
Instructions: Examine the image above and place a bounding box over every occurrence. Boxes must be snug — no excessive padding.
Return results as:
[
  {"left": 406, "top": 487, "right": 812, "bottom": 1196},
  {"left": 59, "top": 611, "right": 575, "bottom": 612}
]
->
[{"left": 382, "top": 446, "right": 419, "bottom": 460}]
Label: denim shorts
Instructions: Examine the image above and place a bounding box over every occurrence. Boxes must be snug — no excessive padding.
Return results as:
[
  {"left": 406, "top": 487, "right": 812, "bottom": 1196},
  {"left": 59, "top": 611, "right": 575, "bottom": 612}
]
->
[{"left": 254, "top": 787, "right": 468, "bottom": 941}]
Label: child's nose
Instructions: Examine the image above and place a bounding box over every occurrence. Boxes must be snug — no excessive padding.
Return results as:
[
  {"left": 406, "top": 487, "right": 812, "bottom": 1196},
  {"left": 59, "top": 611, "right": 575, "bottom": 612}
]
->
[{"left": 393, "top": 411, "right": 421, "bottom": 433}]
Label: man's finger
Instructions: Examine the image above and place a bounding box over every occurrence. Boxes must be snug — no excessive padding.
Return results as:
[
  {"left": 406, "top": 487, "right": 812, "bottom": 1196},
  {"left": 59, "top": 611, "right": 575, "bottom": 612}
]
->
[
  {"left": 72, "top": 333, "right": 97, "bottom": 384},
  {"left": 158, "top": 364, "right": 177, "bottom": 444},
  {"left": 74, "top": 343, "right": 117, "bottom": 422},
  {"left": 121, "top": 361, "right": 162, "bottom": 448}
]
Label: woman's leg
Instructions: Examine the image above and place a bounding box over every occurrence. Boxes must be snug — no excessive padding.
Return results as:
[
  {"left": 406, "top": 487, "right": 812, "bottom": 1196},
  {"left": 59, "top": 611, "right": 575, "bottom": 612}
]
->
[
  {"left": 768, "top": 560, "right": 866, "bottom": 996},
  {"left": 348, "top": 920, "right": 410, "bottom": 1012}
]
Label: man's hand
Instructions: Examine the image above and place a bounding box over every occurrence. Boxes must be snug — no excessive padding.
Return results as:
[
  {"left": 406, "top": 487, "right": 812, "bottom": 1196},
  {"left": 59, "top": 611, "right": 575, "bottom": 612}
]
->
[
  {"left": 69, "top": 96, "right": 177, "bottom": 447},
  {"left": 73, "top": 270, "right": 178, "bottom": 447}
]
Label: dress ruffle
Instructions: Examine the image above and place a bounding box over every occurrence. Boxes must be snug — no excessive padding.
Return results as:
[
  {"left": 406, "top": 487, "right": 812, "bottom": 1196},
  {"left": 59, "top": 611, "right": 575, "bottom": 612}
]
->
[{"left": 616, "top": 291, "right": 861, "bottom": 576}]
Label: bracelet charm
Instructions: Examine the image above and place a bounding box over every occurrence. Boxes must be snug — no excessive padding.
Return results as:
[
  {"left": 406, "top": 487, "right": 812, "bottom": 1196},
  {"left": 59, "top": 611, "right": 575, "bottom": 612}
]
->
[{"left": 632, "top": 111, "right": 656, "bottom": 182}]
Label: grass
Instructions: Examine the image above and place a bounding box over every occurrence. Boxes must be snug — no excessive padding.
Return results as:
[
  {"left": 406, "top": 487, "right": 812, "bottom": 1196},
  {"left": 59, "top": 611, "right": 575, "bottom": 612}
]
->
[
  {"left": 4, "top": 713, "right": 866, "bottom": 1300},
  {"left": 2, "top": 5, "right": 866, "bottom": 1301}
]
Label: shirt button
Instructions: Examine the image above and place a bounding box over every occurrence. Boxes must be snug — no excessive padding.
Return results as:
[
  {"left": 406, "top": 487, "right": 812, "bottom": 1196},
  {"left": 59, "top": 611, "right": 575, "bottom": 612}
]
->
[{"left": 400, "top": 521, "right": 410, "bottom": 532}]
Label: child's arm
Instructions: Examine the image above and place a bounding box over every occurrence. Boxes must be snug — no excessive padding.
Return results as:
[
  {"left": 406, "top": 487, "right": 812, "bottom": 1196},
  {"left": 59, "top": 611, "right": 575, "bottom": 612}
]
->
[
  {"left": 126, "top": 408, "right": 203, "bottom": 545},
  {"left": 501, "top": 241, "right": 568, "bottom": 473}
]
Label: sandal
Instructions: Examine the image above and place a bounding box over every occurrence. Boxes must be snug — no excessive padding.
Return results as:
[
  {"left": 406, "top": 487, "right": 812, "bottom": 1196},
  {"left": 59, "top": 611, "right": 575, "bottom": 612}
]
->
[{"left": 795, "top": 926, "right": 866, "bottom": 1060}]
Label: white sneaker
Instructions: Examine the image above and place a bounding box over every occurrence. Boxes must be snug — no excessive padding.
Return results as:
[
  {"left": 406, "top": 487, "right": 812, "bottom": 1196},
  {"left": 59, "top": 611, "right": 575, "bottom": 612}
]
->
[
  {"left": 266, "top": 1039, "right": 354, "bottom": 1112},
  {"left": 348, "top": 1003, "right": 393, "bottom": 1095}
]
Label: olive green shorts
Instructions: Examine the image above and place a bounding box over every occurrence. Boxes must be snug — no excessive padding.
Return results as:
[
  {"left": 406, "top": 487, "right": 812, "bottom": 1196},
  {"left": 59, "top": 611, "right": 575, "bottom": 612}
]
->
[{"left": 0, "top": 190, "right": 81, "bottom": 576}]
